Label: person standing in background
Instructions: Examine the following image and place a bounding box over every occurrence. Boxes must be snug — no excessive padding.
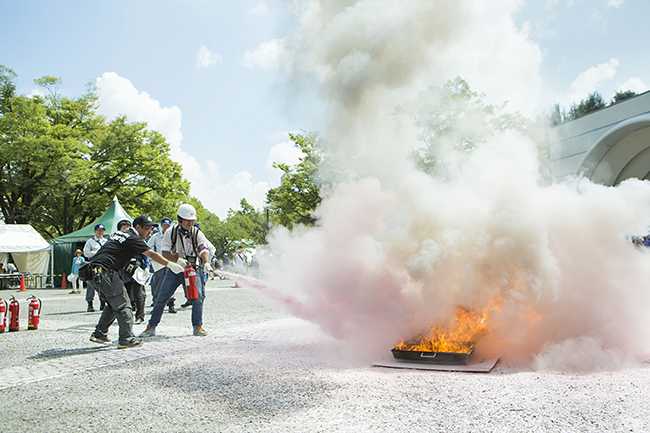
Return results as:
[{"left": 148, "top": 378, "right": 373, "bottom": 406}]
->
[
  {"left": 69, "top": 249, "right": 85, "bottom": 294},
  {"left": 235, "top": 246, "right": 247, "bottom": 273},
  {"left": 233, "top": 246, "right": 247, "bottom": 288},
  {"left": 147, "top": 217, "right": 177, "bottom": 313},
  {"left": 83, "top": 224, "right": 107, "bottom": 312}
]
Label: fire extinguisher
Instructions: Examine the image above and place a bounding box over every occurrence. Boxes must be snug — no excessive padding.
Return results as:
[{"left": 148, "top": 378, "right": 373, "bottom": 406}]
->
[
  {"left": 8, "top": 294, "right": 19, "bottom": 332},
  {"left": 0, "top": 297, "right": 7, "bottom": 333},
  {"left": 27, "top": 295, "right": 42, "bottom": 330},
  {"left": 184, "top": 265, "right": 199, "bottom": 304}
]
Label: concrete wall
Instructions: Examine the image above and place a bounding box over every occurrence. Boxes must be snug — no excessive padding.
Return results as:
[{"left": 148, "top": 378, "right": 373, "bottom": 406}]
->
[{"left": 548, "top": 90, "right": 650, "bottom": 185}]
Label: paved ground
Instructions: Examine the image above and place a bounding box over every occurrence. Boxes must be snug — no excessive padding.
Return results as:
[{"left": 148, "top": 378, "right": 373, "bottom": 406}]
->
[{"left": 2, "top": 278, "right": 650, "bottom": 432}]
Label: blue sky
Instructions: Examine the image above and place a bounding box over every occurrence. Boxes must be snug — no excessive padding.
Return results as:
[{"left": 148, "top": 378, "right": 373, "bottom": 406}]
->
[
  {"left": 2, "top": 0, "right": 649, "bottom": 218},
  {"left": 515, "top": 0, "right": 650, "bottom": 104}
]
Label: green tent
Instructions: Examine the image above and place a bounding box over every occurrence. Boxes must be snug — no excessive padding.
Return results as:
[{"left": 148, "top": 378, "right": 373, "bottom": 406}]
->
[{"left": 49, "top": 196, "right": 132, "bottom": 287}]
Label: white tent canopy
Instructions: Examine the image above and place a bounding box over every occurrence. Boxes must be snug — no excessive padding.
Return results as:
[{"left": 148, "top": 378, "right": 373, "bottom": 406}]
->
[{"left": 0, "top": 223, "right": 50, "bottom": 275}]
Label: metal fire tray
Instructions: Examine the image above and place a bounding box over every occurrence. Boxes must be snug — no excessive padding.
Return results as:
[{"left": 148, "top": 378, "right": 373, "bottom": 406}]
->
[{"left": 391, "top": 346, "right": 474, "bottom": 365}]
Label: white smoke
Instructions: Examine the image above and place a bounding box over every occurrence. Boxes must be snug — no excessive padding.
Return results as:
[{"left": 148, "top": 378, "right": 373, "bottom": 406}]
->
[{"left": 256, "top": 0, "right": 650, "bottom": 368}]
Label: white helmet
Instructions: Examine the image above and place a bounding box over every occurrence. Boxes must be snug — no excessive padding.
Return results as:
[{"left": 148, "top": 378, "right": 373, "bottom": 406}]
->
[{"left": 177, "top": 203, "right": 197, "bottom": 220}]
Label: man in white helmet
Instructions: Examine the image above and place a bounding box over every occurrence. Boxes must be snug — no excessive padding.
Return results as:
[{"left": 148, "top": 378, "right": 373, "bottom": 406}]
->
[{"left": 139, "top": 203, "right": 213, "bottom": 337}]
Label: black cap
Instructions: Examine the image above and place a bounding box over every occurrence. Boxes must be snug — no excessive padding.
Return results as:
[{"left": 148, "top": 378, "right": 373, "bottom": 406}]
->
[{"left": 132, "top": 215, "right": 159, "bottom": 228}]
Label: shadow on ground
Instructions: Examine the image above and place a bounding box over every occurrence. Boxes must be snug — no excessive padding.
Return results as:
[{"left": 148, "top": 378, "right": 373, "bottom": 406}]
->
[{"left": 28, "top": 346, "right": 110, "bottom": 360}]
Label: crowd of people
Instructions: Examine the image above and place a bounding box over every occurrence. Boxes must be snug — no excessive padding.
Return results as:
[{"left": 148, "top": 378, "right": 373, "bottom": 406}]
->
[{"left": 67, "top": 203, "right": 253, "bottom": 349}]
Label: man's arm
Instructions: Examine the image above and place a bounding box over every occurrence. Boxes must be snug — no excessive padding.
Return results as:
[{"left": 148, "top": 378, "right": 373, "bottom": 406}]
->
[
  {"left": 201, "top": 250, "right": 211, "bottom": 269},
  {"left": 83, "top": 240, "right": 94, "bottom": 258},
  {"left": 162, "top": 251, "right": 176, "bottom": 262},
  {"left": 142, "top": 249, "right": 183, "bottom": 273}
]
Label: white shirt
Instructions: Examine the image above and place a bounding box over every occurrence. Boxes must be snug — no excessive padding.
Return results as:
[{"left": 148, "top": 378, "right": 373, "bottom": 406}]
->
[
  {"left": 83, "top": 236, "right": 106, "bottom": 259},
  {"left": 147, "top": 232, "right": 166, "bottom": 272},
  {"left": 235, "top": 252, "right": 247, "bottom": 271},
  {"left": 161, "top": 226, "right": 210, "bottom": 264}
]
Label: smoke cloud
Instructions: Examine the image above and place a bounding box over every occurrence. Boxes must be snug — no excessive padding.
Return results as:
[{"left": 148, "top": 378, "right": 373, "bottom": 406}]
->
[{"left": 255, "top": 0, "right": 650, "bottom": 370}]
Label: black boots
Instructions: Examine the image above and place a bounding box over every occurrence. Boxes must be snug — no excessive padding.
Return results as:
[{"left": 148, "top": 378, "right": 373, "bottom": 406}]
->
[
  {"left": 88, "top": 301, "right": 105, "bottom": 312},
  {"left": 167, "top": 300, "right": 177, "bottom": 314}
]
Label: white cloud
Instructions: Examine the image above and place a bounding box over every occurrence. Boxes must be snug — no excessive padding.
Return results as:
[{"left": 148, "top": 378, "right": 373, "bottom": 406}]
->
[
  {"left": 94, "top": 72, "right": 272, "bottom": 218},
  {"left": 435, "top": 1, "right": 544, "bottom": 117},
  {"left": 567, "top": 58, "right": 619, "bottom": 104},
  {"left": 196, "top": 45, "right": 223, "bottom": 70},
  {"left": 243, "top": 38, "right": 286, "bottom": 69},
  {"left": 617, "top": 77, "right": 649, "bottom": 94},
  {"left": 250, "top": 2, "right": 268, "bottom": 15},
  {"left": 607, "top": 0, "right": 624, "bottom": 8},
  {"left": 27, "top": 88, "right": 45, "bottom": 98},
  {"left": 265, "top": 140, "right": 305, "bottom": 187},
  {"left": 211, "top": 171, "right": 270, "bottom": 216},
  {"left": 96, "top": 72, "right": 184, "bottom": 148}
]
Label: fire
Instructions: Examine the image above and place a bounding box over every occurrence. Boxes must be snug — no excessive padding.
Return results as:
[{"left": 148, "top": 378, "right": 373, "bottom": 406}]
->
[{"left": 395, "top": 296, "right": 503, "bottom": 353}]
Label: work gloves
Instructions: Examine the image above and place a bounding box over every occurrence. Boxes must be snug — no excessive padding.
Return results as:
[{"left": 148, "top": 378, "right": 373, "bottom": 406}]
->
[{"left": 167, "top": 261, "right": 184, "bottom": 274}]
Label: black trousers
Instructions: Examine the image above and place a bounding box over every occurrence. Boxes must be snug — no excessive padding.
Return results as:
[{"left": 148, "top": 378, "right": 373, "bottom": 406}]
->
[
  {"left": 93, "top": 270, "right": 136, "bottom": 344},
  {"left": 126, "top": 281, "right": 145, "bottom": 321}
]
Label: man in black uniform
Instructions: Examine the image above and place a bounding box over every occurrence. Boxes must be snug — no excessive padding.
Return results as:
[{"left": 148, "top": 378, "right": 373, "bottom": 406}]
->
[{"left": 88, "top": 215, "right": 184, "bottom": 348}]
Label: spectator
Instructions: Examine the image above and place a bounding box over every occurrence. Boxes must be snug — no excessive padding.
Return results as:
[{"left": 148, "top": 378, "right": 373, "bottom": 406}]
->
[
  {"left": 147, "top": 217, "right": 177, "bottom": 313},
  {"left": 0, "top": 263, "right": 6, "bottom": 290},
  {"left": 69, "top": 249, "right": 85, "bottom": 294},
  {"left": 233, "top": 246, "right": 247, "bottom": 288},
  {"left": 83, "top": 224, "right": 107, "bottom": 312}
]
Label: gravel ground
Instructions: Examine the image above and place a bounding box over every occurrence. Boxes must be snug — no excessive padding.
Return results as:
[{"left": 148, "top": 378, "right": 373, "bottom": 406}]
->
[{"left": 1, "top": 278, "right": 649, "bottom": 432}]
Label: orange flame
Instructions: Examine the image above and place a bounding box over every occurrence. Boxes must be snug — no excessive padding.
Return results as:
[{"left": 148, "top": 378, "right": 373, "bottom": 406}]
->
[{"left": 396, "top": 296, "right": 503, "bottom": 353}]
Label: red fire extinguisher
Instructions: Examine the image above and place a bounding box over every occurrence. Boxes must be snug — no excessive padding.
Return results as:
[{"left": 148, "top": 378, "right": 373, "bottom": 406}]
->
[
  {"left": 27, "top": 295, "right": 41, "bottom": 330},
  {"left": 0, "top": 297, "right": 7, "bottom": 333},
  {"left": 8, "top": 294, "right": 19, "bottom": 332},
  {"left": 184, "top": 265, "right": 199, "bottom": 304}
]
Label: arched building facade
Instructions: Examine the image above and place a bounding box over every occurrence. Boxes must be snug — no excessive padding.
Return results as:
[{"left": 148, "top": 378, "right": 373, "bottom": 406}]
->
[{"left": 546, "top": 91, "right": 650, "bottom": 186}]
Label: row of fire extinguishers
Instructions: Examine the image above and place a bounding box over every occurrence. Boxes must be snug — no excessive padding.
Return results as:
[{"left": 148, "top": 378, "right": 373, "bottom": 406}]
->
[{"left": 0, "top": 294, "right": 41, "bottom": 333}]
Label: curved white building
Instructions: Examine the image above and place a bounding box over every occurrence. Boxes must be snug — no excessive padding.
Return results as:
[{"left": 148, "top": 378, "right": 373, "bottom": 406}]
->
[{"left": 547, "top": 91, "right": 650, "bottom": 186}]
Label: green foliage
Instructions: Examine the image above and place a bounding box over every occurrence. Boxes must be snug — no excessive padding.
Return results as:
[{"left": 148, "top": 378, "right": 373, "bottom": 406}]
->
[
  {"left": 266, "top": 132, "right": 323, "bottom": 230},
  {"left": 611, "top": 90, "right": 637, "bottom": 104},
  {"left": 547, "top": 103, "right": 568, "bottom": 126},
  {"left": 212, "top": 199, "right": 267, "bottom": 258},
  {"left": 408, "top": 77, "right": 530, "bottom": 174},
  {"left": 567, "top": 92, "right": 606, "bottom": 121},
  {"left": 0, "top": 65, "right": 190, "bottom": 239},
  {"left": 0, "top": 66, "right": 17, "bottom": 114},
  {"left": 548, "top": 89, "right": 637, "bottom": 125},
  {"left": 34, "top": 76, "right": 63, "bottom": 98}
]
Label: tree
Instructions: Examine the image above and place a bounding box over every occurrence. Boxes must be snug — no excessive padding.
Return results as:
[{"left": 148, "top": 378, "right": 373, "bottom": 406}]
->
[
  {"left": 212, "top": 199, "right": 266, "bottom": 257},
  {"left": 548, "top": 90, "right": 637, "bottom": 126},
  {"left": 611, "top": 90, "right": 637, "bottom": 104},
  {"left": 0, "top": 89, "right": 92, "bottom": 228},
  {"left": 0, "top": 66, "right": 17, "bottom": 114},
  {"left": 407, "top": 77, "right": 529, "bottom": 175},
  {"left": 0, "top": 66, "right": 190, "bottom": 239},
  {"left": 547, "top": 103, "right": 568, "bottom": 126},
  {"left": 567, "top": 92, "right": 606, "bottom": 121},
  {"left": 266, "top": 132, "right": 323, "bottom": 230}
]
